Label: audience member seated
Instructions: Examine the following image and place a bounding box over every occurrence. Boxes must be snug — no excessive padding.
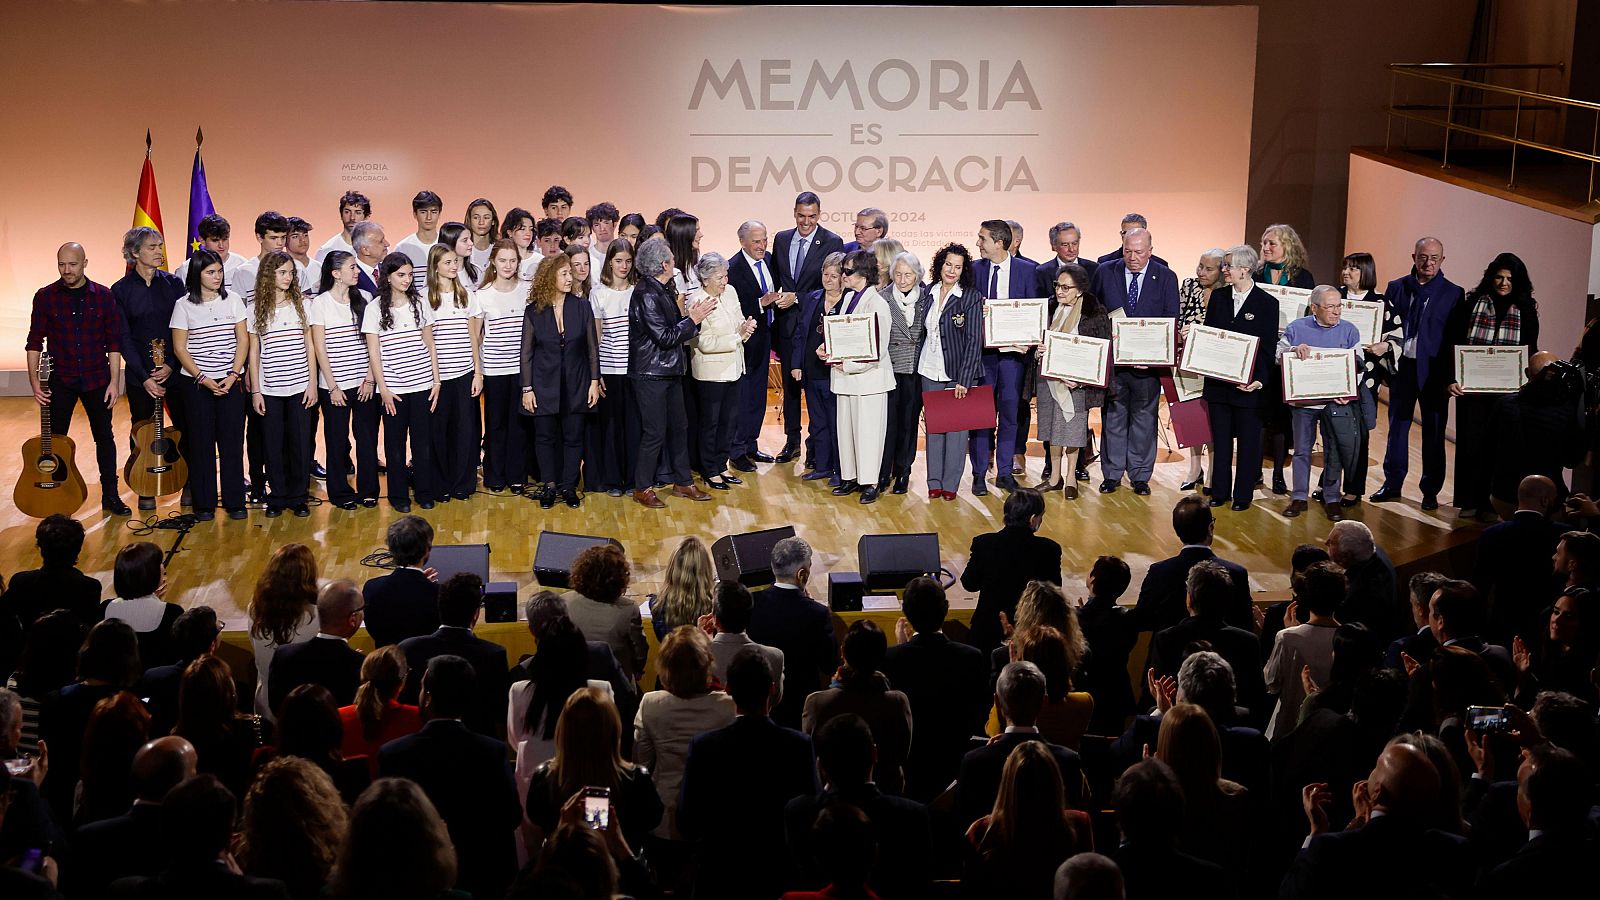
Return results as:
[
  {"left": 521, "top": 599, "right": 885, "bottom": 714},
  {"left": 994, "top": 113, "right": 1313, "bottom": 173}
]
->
[
  {"left": 987, "top": 579, "right": 1085, "bottom": 696},
  {"left": 963, "top": 740, "right": 1092, "bottom": 900},
  {"left": 525, "top": 687, "right": 662, "bottom": 855},
  {"left": 1299, "top": 622, "right": 1382, "bottom": 719},
  {"left": 247, "top": 543, "right": 321, "bottom": 719},
  {"left": 1113, "top": 651, "right": 1269, "bottom": 796},
  {"left": 634, "top": 625, "right": 735, "bottom": 851},
  {"left": 803, "top": 620, "right": 912, "bottom": 795},
  {"left": 648, "top": 536, "right": 716, "bottom": 641},
  {"left": 378, "top": 655, "right": 521, "bottom": 900},
  {"left": 785, "top": 714, "right": 932, "bottom": 900},
  {"left": 1155, "top": 704, "right": 1250, "bottom": 878},
  {"left": 360, "top": 516, "right": 441, "bottom": 648},
  {"left": 100, "top": 542, "right": 181, "bottom": 669},
  {"left": 75, "top": 691, "right": 150, "bottom": 826},
  {"left": 237, "top": 756, "right": 348, "bottom": 900},
  {"left": 40, "top": 619, "right": 140, "bottom": 823},
  {"left": 1282, "top": 742, "right": 1471, "bottom": 899},
  {"left": 706, "top": 580, "right": 784, "bottom": 697},
  {"left": 532, "top": 817, "right": 652, "bottom": 900},
  {"left": 106, "top": 774, "right": 292, "bottom": 899},
  {"left": 0, "top": 689, "right": 60, "bottom": 879},
  {"left": 562, "top": 545, "right": 648, "bottom": 685},
  {"left": 510, "top": 610, "right": 611, "bottom": 786},
  {"left": 1076, "top": 556, "right": 1137, "bottom": 735},
  {"left": 1110, "top": 759, "right": 1228, "bottom": 900},
  {"left": 1133, "top": 497, "right": 1252, "bottom": 633},
  {"left": 516, "top": 592, "right": 634, "bottom": 728},
  {"left": 962, "top": 488, "right": 1065, "bottom": 652},
  {"left": 780, "top": 803, "right": 879, "bottom": 900},
  {"left": 173, "top": 656, "right": 262, "bottom": 801},
  {"left": 252, "top": 685, "right": 370, "bottom": 804},
  {"left": 329, "top": 778, "right": 459, "bottom": 900},
  {"left": 1053, "top": 853, "right": 1125, "bottom": 900},
  {"left": 8, "top": 612, "right": 86, "bottom": 757},
  {"left": 1421, "top": 645, "right": 1512, "bottom": 781},
  {"left": 1263, "top": 560, "right": 1344, "bottom": 739},
  {"left": 749, "top": 537, "right": 838, "bottom": 730},
  {"left": 1383, "top": 571, "right": 1447, "bottom": 669},
  {"left": 1483, "top": 744, "right": 1596, "bottom": 893},
  {"left": 0, "top": 515, "right": 102, "bottom": 634},
  {"left": 0, "top": 746, "right": 59, "bottom": 900},
  {"left": 1552, "top": 529, "right": 1600, "bottom": 602},
  {"left": 268, "top": 580, "right": 365, "bottom": 714},
  {"left": 1420, "top": 579, "right": 1517, "bottom": 695},
  {"left": 1145, "top": 560, "right": 1267, "bottom": 720},
  {"left": 399, "top": 573, "right": 509, "bottom": 736},
  {"left": 1324, "top": 521, "right": 1401, "bottom": 640},
  {"left": 1472, "top": 475, "right": 1564, "bottom": 643},
  {"left": 137, "top": 606, "right": 221, "bottom": 736},
  {"left": 336, "top": 645, "right": 420, "bottom": 778},
  {"left": 68, "top": 735, "right": 196, "bottom": 897},
  {"left": 1255, "top": 544, "right": 1331, "bottom": 664},
  {"left": 1511, "top": 590, "right": 1597, "bottom": 705},
  {"left": 881, "top": 577, "right": 989, "bottom": 802},
  {"left": 678, "top": 648, "right": 820, "bottom": 900},
  {"left": 956, "top": 661, "right": 1086, "bottom": 829}
]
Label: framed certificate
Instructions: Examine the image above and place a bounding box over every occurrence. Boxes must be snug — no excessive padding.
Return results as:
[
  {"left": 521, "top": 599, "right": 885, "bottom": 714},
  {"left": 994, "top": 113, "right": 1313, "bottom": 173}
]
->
[
  {"left": 1342, "top": 299, "right": 1384, "bottom": 347},
  {"left": 822, "top": 313, "right": 879, "bottom": 362},
  {"left": 983, "top": 298, "right": 1048, "bottom": 348},
  {"left": 1259, "top": 283, "right": 1313, "bottom": 334},
  {"left": 1179, "top": 324, "right": 1259, "bottom": 385},
  {"left": 1456, "top": 345, "right": 1528, "bottom": 393},
  {"left": 1172, "top": 369, "right": 1206, "bottom": 402},
  {"left": 1282, "top": 348, "right": 1358, "bottom": 403},
  {"left": 1111, "top": 317, "right": 1175, "bottom": 366},
  {"left": 1041, "top": 331, "right": 1111, "bottom": 388}
]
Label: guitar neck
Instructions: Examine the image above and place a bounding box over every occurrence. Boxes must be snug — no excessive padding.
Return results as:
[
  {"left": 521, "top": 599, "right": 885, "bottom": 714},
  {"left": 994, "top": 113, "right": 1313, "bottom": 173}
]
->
[
  {"left": 154, "top": 396, "right": 165, "bottom": 440},
  {"left": 39, "top": 384, "right": 52, "bottom": 454}
]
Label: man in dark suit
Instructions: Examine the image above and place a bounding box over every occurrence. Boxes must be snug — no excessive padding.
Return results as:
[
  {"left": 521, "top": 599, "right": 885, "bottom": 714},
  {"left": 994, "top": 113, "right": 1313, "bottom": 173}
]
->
[
  {"left": 267, "top": 580, "right": 365, "bottom": 714},
  {"left": 955, "top": 661, "right": 1086, "bottom": 829},
  {"left": 1483, "top": 745, "right": 1596, "bottom": 894},
  {"left": 1383, "top": 572, "right": 1446, "bottom": 668},
  {"left": 1325, "top": 520, "right": 1403, "bottom": 640},
  {"left": 1112, "top": 649, "right": 1269, "bottom": 795},
  {"left": 841, "top": 207, "right": 886, "bottom": 254},
  {"left": 748, "top": 537, "right": 838, "bottom": 730},
  {"left": 1426, "top": 579, "right": 1517, "bottom": 691},
  {"left": 772, "top": 192, "right": 846, "bottom": 467},
  {"left": 969, "top": 219, "right": 1039, "bottom": 493},
  {"left": 1472, "top": 475, "right": 1564, "bottom": 643},
  {"left": 1111, "top": 760, "right": 1229, "bottom": 900},
  {"left": 137, "top": 606, "right": 221, "bottom": 736},
  {"left": 360, "top": 515, "right": 440, "bottom": 647},
  {"left": 106, "top": 775, "right": 292, "bottom": 899},
  {"left": 0, "top": 514, "right": 102, "bottom": 634},
  {"left": 69, "top": 735, "right": 196, "bottom": 896},
  {"left": 1372, "top": 237, "right": 1464, "bottom": 509},
  {"left": 881, "top": 577, "right": 989, "bottom": 802},
  {"left": 785, "top": 714, "right": 932, "bottom": 900},
  {"left": 1093, "top": 227, "right": 1179, "bottom": 494},
  {"left": 1283, "top": 743, "right": 1471, "bottom": 899},
  {"left": 1134, "top": 496, "right": 1253, "bottom": 633},
  {"left": 1033, "top": 221, "right": 1099, "bottom": 297},
  {"left": 726, "top": 220, "right": 782, "bottom": 470},
  {"left": 961, "top": 488, "right": 1063, "bottom": 653},
  {"left": 350, "top": 221, "right": 386, "bottom": 296},
  {"left": 398, "top": 573, "right": 509, "bottom": 737},
  {"left": 679, "top": 648, "right": 820, "bottom": 900},
  {"left": 1094, "top": 213, "right": 1170, "bottom": 267},
  {"left": 1078, "top": 556, "right": 1139, "bottom": 734},
  {"left": 379, "top": 655, "right": 521, "bottom": 900},
  {"left": 1145, "top": 561, "right": 1267, "bottom": 720}
]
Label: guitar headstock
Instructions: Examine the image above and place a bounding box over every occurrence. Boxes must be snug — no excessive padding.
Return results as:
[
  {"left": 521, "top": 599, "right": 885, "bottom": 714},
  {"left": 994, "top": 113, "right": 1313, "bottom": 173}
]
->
[
  {"left": 149, "top": 338, "right": 166, "bottom": 368},
  {"left": 37, "top": 351, "right": 53, "bottom": 382}
]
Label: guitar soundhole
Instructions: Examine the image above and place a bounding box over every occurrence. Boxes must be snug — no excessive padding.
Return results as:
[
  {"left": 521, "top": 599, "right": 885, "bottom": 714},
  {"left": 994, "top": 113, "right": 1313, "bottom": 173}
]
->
[
  {"left": 35, "top": 455, "right": 59, "bottom": 476},
  {"left": 151, "top": 438, "right": 173, "bottom": 456}
]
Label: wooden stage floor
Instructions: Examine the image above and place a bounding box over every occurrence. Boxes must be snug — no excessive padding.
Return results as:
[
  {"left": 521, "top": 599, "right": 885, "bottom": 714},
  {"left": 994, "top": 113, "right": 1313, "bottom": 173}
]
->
[{"left": 0, "top": 393, "right": 1481, "bottom": 629}]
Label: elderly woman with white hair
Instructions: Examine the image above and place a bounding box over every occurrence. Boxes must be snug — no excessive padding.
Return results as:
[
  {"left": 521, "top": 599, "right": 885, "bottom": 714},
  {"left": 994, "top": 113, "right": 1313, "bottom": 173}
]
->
[
  {"left": 876, "top": 250, "right": 930, "bottom": 494},
  {"left": 823, "top": 249, "right": 896, "bottom": 504},
  {"left": 687, "top": 252, "right": 757, "bottom": 491},
  {"left": 1176, "top": 248, "right": 1227, "bottom": 492},
  {"left": 1198, "top": 244, "right": 1280, "bottom": 511}
]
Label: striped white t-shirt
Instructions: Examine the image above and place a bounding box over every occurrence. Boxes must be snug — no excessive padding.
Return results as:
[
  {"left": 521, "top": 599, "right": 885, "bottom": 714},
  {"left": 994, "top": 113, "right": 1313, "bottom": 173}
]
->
[
  {"left": 169, "top": 293, "right": 248, "bottom": 381},
  {"left": 428, "top": 291, "right": 482, "bottom": 381},
  {"left": 314, "top": 233, "right": 355, "bottom": 264},
  {"left": 469, "top": 244, "right": 492, "bottom": 275},
  {"left": 590, "top": 284, "right": 632, "bottom": 376},
  {"left": 362, "top": 298, "right": 435, "bottom": 394},
  {"left": 309, "top": 294, "right": 371, "bottom": 391},
  {"left": 395, "top": 233, "right": 434, "bottom": 293},
  {"left": 476, "top": 284, "right": 526, "bottom": 377},
  {"left": 247, "top": 301, "right": 312, "bottom": 397}
]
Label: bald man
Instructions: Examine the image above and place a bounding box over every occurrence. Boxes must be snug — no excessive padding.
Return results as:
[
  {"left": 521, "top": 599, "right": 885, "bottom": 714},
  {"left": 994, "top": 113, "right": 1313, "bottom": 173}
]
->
[
  {"left": 265, "top": 579, "right": 366, "bottom": 714},
  {"left": 69, "top": 736, "right": 197, "bottom": 893},
  {"left": 1283, "top": 743, "right": 1470, "bottom": 899},
  {"left": 1473, "top": 474, "right": 1565, "bottom": 643},
  {"left": 25, "top": 243, "right": 131, "bottom": 514}
]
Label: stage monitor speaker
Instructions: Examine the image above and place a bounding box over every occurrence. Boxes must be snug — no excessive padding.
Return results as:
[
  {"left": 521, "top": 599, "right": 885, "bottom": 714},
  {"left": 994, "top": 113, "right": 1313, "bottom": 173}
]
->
[
  {"left": 858, "top": 533, "right": 940, "bottom": 592},
  {"left": 534, "top": 532, "right": 622, "bottom": 588},
  {"left": 484, "top": 581, "right": 518, "bottom": 623},
  {"left": 712, "top": 526, "right": 797, "bottom": 588},
  {"left": 429, "top": 544, "right": 490, "bottom": 584},
  {"left": 829, "top": 571, "right": 864, "bottom": 613}
]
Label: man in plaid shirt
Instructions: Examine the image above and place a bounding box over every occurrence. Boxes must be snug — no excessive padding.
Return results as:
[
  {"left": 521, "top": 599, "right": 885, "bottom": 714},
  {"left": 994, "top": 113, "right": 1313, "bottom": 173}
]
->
[{"left": 25, "top": 242, "right": 131, "bottom": 515}]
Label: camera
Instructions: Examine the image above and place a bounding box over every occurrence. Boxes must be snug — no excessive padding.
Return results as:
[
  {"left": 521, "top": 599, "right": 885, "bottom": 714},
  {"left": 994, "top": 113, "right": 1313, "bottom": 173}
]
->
[{"left": 1466, "top": 704, "right": 1508, "bottom": 733}]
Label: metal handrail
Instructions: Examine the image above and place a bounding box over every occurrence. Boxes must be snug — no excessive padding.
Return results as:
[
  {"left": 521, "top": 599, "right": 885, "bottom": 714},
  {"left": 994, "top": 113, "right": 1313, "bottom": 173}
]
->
[
  {"left": 1389, "top": 66, "right": 1600, "bottom": 112},
  {"left": 1391, "top": 62, "right": 1565, "bottom": 71}
]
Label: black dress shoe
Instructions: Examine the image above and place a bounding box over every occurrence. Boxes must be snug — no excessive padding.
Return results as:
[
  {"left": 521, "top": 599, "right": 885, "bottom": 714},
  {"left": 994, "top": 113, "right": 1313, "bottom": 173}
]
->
[
  {"left": 1099, "top": 480, "right": 1119, "bottom": 494},
  {"left": 1179, "top": 479, "right": 1201, "bottom": 491},
  {"left": 1209, "top": 498, "right": 1227, "bottom": 508},
  {"left": 487, "top": 483, "right": 505, "bottom": 493},
  {"left": 334, "top": 499, "right": 358, "bottom": 510},
  {"left": 435, "top": 494, "right": 451, "bottom": 504},
  {"left": 1132, "top": 481, "right": 1151, "bottom": 496},
  {"left": 706, "top": 477, "right": 731, "bottom": 491},
  {"left": 751, "top": 450, "right": 777, "bottom": 463},
  {"left": 102, "top": 497, "right": 132, "bottom": 516},
  {"left": 562, "top": 489, "right": 581, "bottom": 508},
  {"left": 972, "top": 478, "right": 989, "bottom": 497},
  {"left": 1422, "top": 494, "right": 1440, "bottom": 511},
  {"left": 312, "top": 461, "right": 327, "bottom": 480},
  {"left": 138, "top": 496, "right": 156, "bottom": 511},
  {"left": 892, "top": 476, "right": 909, "bottom": 495},
  {"left": 418, "top": 500, "right": 435, "bottom": 510},
  {"left": 453, "top": 492, "right": 473, "bottom": 501},
  {"left": 860, "top": 486, "right": 880, "bottom": 504},
  {"left": 292, "top": 504, "right": 310, "bottom": 517},
  {"left": 803, "top": 457, "right": 816, "bottom": 471},
  {"left": 539, "top": 486, "right": 555, "bottom": 509},
  {"left": 1041, "top": 461, "right": 1054, "bottom": 483},
  {"left": 831, "top": 480, "right": 860, "bottom": 496},
  {"left": 775, "top": 446, "right": 800, "bottom": 463},
  {"left": 1075, "top": 467, "right": 1091, "bottom": 482},
  {"left": 194, "top": 510, "right": 215, "bottom": 522},
  {"left": 801, "top": 470, "right": 832, "bottom": 481},
  {"left": 1370, "top": 487, "right": 1403, "bottom": 502},
  {"left": 1272, "top": 472, "right": 1289, "bottom": 495},
  {"left": 265, "top": 507, "right": 283, "bottom": 518},
  {"left": 390, "top": 501, "right": 411, "bottom": 513},
  {"left": 1232, "top": 500, "right": 1251, "bottom": 511},
  {"left": 730, "top": 456, "right": 758, "bottom": 472},
  {"left": 995, "top": 476, "right": 1018, "bottom": 492},
  {"left": 226, "top": 507, "right": 247, "bottom": 519},
  {"left": 607, "top": 488, "right": 625, "bottom": 497},
  {"left": 361, "top": 498, "right": 379, "bottom": 508},
  {"left": 723, "top": 474, "right": 744, "bottom": 486}
]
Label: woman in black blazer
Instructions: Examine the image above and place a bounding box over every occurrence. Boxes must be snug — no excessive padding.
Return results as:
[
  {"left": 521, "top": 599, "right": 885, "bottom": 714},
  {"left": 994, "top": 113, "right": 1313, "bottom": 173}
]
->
[
  {"left": 521, "top": 254, "right": 600, "bottom": 508},
  {"left": 917, "top": 243, "right": 987, "bottom": 500},
  {"left": 1200, "top": 244, "right": 1281, "bottom": 511}
]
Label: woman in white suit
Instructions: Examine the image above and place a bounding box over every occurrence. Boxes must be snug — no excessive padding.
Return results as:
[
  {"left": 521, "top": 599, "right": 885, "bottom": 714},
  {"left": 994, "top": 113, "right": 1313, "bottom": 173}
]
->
[
  {"left": 824, "top": 249, "right": 895, "bottom": 503},
  {"left": 688, "top": 252, "right": 757, "bottom": 490}
]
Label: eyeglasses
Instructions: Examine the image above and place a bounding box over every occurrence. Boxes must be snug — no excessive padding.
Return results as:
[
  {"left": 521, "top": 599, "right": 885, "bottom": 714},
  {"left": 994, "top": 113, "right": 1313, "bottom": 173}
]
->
[
  {"left": 841, "top": 268, "right": 857, "bottom": 276},
  {"left": 1413, "top": 254, "right": 1443, "bottom": 263}
]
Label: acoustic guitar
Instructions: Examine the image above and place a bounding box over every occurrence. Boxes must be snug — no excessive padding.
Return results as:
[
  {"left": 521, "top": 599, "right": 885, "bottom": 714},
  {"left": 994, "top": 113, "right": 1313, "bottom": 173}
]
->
[
  {"left": 13, "top": 351, "right": 89, "bottom": 518},
  {"left": 125, "top": 338, "right": 187, "bottom": 498}
]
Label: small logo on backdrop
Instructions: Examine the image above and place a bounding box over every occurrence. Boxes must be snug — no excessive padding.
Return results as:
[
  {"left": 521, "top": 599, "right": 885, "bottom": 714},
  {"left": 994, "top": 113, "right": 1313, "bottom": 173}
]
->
[{"left": 339, "top": 161, "right": 390, "bottom": 183}]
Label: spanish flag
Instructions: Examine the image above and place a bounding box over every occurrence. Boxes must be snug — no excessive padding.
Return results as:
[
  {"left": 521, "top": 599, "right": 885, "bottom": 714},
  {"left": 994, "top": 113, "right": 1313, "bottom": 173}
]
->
[{"left": 133, "top": 129, "right": 167, "bottom": 269}]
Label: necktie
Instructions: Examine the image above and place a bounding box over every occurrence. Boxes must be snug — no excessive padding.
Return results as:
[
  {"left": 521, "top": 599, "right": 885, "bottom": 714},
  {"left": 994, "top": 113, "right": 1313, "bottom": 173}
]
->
[
  {"left": 988, "top": 265, "right": 999, "bottom": 299},
  {"left": 792, "top": 234, "right": 808, "bottom": 281},
  {"left": 1127, "top": 271, "right": 1141, "bottom": 315},
  {"left": 755, "top": 259, "right": 772, "bottom": 324}
]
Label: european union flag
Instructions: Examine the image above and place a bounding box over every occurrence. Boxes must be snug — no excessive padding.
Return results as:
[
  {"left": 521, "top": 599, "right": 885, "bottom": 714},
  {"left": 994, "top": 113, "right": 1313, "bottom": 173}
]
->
[{"left": 185, "top": 127, "right": 216, "bottom": 258}]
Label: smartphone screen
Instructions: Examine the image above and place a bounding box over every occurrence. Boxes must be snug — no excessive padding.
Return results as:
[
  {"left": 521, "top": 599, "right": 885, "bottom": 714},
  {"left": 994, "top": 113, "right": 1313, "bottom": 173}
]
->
[
  {"left": 1467, "top": 705, "right": 1506, "bottom": 732},
  {"left": 583, "top": 789, "right": 610, "bottom": 831}
]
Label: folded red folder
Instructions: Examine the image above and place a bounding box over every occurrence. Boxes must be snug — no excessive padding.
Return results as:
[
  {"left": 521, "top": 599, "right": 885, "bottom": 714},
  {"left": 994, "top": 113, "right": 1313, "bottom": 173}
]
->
[
  {"left": 1167, "top": 397, "right": 1212, "bottom": 449},
  {"left": 922, "top": 384, "right": 997, "bottom": 434}
]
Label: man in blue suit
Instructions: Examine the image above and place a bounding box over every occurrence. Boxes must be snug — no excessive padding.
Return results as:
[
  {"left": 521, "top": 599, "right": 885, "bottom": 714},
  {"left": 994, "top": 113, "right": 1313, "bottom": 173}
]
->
[
  {"left": 772, "top": 192, "right": 845, "bottom": 467},
  {"left": 970, "top": 220, "right": 1040, "bottom": 493},
  {"left": 350, "top": 221, "right": 386, "bottom": 295},
  {"left": 1093, "top": 227, "right": 1179, "bottom": 494},
  {"left": 1371, "top": 236, "right": 1463, "bottom": 509},
  {"left": 841, "top": 207, "right": 886, "bottom": 254},
  {"left": 726, "top": 220, "right": 782, "bottom": 469},
  {"left": 747, "top": 536, "right": 838, "bottom": 729}
]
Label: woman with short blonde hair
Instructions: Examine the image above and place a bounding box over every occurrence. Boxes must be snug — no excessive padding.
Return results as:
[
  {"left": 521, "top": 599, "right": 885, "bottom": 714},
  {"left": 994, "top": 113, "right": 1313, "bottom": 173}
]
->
[{"left": 634, "top": 626, "right": 735, "bottom": 842}]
